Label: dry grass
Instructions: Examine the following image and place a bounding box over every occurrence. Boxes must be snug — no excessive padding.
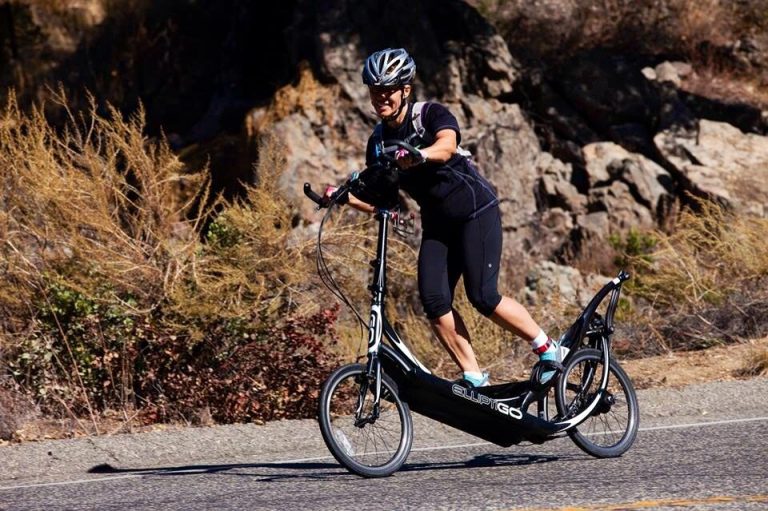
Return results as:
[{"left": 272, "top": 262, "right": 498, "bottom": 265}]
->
[
  {"left": 618, "top": 201, "right": 768, "bottom": 355},
  {"left": 735, "top": 347, "right": 768, "bottom": 378},
  {"left": 170, "top": 134, "right": 314, "bottom": 329},
  {"left": 0, "top": 87, "right": 212, "bottom": 427},
  {"left": 0, "top": 88, "right": 208, "bottom": 311},
  {"left": 681, "top": 67, "right": 768, "bottom": 110},
  {"left": 473, "top": 0, "right": 736, "bottom": 58},
  {"left": 621, "top": 336, "right": 768, "bottom": 388},
  {"left": 630, "top": 202, "right": 768, "bottom": 309},
  {"left": 246, "top": 63, "right": 340, "bottom": 139},
  {"left": 0, "top": 89, "right": 344, "bottom": 435}
]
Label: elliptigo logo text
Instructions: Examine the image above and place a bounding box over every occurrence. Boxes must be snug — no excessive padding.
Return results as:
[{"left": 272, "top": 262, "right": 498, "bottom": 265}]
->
[{"left": 451, "top": 384, "right": 524, "bottom": 420}]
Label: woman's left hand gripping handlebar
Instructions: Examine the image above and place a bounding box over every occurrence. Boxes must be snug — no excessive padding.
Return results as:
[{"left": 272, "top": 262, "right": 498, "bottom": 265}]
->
[{"left": 393, "top": 147, "right": 426, "bottom": 169}]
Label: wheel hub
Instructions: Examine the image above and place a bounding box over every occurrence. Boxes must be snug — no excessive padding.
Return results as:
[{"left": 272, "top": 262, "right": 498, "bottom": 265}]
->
[{"left": 596, "top": 392, "right": 615, "bottom": 414}]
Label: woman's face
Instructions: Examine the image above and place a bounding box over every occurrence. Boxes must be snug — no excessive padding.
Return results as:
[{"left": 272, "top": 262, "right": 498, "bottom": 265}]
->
[{"left": 368, "top": 84, "right": 411, "bottom": 119}]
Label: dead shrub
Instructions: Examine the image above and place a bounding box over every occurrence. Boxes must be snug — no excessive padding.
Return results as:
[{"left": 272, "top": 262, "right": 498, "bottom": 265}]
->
[
  {"left": 0, "top": 379, "right": 38, "bottom": 440},
  {"left": 0, "top": 91, "right": 342, "bottom": 430},
  {"left": 474, "top": 0, "right": 736, "bottom": 62},
  {"left": 616, "top": 201, "right": 768, "bottom": 355},
  {"left": 734, "top": 347, "right": 768, "bottom": 378}
]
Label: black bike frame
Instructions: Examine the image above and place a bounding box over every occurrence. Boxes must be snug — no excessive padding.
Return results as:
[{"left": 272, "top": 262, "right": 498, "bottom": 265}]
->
[{"left": 357, "top": 208, "right": 630, "bottom": 447}]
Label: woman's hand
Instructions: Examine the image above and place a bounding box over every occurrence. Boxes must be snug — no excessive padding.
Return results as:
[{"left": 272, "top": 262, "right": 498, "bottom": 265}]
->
[
  {"left": 394, "top": 129, "right": 457, "bottom": 169},
  {"left": 394, "top": 147, "right": 426, "bottom": 169},
  {"left": 323, "top": 185, "right": 339, "bottom": 202}
]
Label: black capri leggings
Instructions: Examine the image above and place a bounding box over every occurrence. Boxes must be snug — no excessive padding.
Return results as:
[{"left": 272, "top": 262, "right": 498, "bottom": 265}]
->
[{"left": 418, "top": 206, "right": 503, "bottom": 319}]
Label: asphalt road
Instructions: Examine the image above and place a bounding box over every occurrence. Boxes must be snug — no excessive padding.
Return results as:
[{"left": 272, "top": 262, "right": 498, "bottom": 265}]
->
[{"left": 2, "top": 378, "right": 767, "bottom": 511}]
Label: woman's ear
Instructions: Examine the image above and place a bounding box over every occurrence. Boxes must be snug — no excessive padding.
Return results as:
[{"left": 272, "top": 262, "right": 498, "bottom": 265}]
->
[{"left": 403, "top": 84, "right": 412, "bottom": 100}]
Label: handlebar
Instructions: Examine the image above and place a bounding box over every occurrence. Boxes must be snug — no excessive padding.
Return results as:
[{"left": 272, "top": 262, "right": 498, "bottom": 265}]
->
[
  {"left": 303, "top": 183, "right": 326, "bottom": 207},
  {"left": 303, "top": 182, "right": 351, "bottom": 209},
  {"left": 304, "top": 138, "right": 418, "bottom": 209},
  {"left": 381, "top": 139, "right": 424, "bottom": 164}
]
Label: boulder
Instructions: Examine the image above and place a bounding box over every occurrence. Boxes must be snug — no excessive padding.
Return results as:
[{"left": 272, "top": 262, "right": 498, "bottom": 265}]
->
[
  {"left": 583, "top": 142, "right": 674, "bottom": 223},
  {"left": 588, "top": 180, "right": 656, "bottom": 232},
  {"left": 655, "top": 120, "right": 768, "bottom": 216},
  {"left": 650, "top": 61, "right": 693, "bottom": 88},
  {"left": 470, "top": 101, "right": 550, "bottom": 230},
  {"left": 522, "top": 261, "right": 608, "bottom": 309}
]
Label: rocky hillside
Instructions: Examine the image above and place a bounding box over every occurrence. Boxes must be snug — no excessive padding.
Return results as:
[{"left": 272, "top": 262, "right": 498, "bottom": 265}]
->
[
  {"left": 1, "top": 0, "right": 767, "bottom": 287},
  {"left": 2, "top": 0, "right": 768, "bottom": 436}
]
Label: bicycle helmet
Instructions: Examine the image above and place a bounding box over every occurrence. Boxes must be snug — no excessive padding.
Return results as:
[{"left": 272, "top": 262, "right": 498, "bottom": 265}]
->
[{"left": 362, "top": 48, "right": 416, "bottom": 86}]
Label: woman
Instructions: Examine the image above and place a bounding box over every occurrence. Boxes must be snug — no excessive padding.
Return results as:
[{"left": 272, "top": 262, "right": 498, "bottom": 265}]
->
[{"left": 328, "top": 48, "right": 559, "bottom": 387}]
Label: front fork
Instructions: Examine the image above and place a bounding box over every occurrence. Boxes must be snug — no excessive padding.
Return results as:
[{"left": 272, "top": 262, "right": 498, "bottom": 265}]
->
[
  {"left": 354, "top": 305, "right": 384, "bottom": 427},
  {"left": 354, "top": 211, "right": 390, "bottom": 427},
  {"left": 353, "top": 354, "right": 382, "bottom": 427}
]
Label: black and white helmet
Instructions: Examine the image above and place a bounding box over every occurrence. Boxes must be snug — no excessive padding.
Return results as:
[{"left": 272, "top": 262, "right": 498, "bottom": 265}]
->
[{"left": 362, "top": 48, "right": 416, "bottom": 86}]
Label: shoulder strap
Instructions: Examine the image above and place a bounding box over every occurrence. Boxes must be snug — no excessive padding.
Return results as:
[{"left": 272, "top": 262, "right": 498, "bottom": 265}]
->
[
  {"left": 411, "top": 101, "right": 427, "bottom": 140},
  {"left": 372, "top": 123, "right": 384, "bottom": 159},
  {"left": 412, "top": 101, "right": 472, "bottom": 158},
  {"left": 376, "top": 103, "right": 473, "bottom": 159}
]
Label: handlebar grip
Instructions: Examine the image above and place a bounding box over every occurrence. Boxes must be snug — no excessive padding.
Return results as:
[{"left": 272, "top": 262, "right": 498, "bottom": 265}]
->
[
  {"left": 304, "top": 183, "right": 325, "bottom": 207},
  {"left": 381, "top": 139, "right": 424, "bottom": 165}
]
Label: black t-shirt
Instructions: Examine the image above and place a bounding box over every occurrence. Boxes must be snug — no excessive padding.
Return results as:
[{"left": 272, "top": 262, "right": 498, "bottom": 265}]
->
[{"left": 365, "top": 102, "right": 498, "bottom": 223}]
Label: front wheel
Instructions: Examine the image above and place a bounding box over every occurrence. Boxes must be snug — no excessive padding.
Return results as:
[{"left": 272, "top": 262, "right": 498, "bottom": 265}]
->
[
  {"left": 318, "top": 364, "right": 413, "bottom": 477},
  {"left": 555, "top": 348, "right": 639, "bottom": 458}
]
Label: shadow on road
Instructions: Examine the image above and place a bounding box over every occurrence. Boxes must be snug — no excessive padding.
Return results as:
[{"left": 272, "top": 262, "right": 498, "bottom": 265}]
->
[
  {"left": 86, "top": 452, "right": 565, "bottom": 481},
  {"left": 88, "top": 461, "right": 343, "bottom": 481},
  {"left": 403, "top": 452, "right": 563, "bottom": 472}
]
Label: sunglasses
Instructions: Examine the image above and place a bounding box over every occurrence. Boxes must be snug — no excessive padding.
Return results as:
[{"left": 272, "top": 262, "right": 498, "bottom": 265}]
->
[{"left": 368, "top": 86, "right": 403, "bottom": 96}]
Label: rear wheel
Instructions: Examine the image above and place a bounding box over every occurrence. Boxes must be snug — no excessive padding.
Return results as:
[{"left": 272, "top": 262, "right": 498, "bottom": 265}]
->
[
  {"left": 318, "top": 364, "right": 413, "bottom": 477},
  {"left": 555, "top": 348, "right": 639, "bottom": 458}
]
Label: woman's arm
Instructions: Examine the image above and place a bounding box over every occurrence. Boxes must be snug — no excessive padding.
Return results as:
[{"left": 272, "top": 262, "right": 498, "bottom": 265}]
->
[
  {"left": 420, "top": 128, "right": 458, "bottom": 164},
  {"left": 396, "top": 128, "right": 457, "bottom": 168},
  {"left": 323, "top": 186, "right": 375, "bottom": 214},
  {"left": 347, "top": 193, "right": 375, "bottom": 213}
]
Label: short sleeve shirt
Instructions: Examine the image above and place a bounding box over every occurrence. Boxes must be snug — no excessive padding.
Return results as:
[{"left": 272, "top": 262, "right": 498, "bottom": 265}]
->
[{"left": 365, "top": 102, "right": 498, "bottom": 223}]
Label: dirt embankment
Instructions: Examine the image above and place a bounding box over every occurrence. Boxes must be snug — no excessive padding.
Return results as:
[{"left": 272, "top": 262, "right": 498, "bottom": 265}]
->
[{"left": 622, "top": 336, "right": 768, "bottom": 389}]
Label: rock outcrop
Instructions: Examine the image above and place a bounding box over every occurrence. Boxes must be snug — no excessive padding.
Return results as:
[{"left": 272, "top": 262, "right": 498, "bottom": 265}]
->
[
  {"left": 655, "top": 120, "right": 768, "bottom": 216},
  {"left": 247, "top": 1, "right": 768, "bottom": 289},
  {"left": 4, "top": 0, "right": 768, "bottom": 296}
]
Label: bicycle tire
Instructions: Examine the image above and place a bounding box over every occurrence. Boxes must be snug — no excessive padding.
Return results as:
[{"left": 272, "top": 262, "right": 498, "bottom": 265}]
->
[
  {"left": 555, "top": 348, "right": 639, "bottom": 458},
  {"left": 318, "top": 363, "right": 413, "bottom": 477}
]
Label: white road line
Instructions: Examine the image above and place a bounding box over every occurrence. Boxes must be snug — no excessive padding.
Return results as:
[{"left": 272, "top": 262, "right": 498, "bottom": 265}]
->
[
  {"left": 581, "top": 415, "right": 768, "bottom": 437},
  {"left": 0, "top": 474, "right": 145, "bottom": 491},
  {"left": 1, "top": 415, "right": 767, "bottom": 491},
  {"left": 638, "top": 416, "right": 768, "bottom": 432}
]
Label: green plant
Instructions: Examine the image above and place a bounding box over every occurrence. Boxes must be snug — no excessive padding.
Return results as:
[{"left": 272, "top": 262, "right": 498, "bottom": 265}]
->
[{"left": 609, "top": 228, "right": 658, "bottom": 271}]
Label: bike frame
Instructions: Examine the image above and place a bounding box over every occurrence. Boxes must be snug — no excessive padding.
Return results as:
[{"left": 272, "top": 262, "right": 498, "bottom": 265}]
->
[{"left": 356, "top": 208, "right": 630, "bottom": 446}]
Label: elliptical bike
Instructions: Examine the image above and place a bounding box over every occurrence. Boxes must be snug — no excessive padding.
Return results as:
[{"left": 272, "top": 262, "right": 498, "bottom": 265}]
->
[{"left": 304, "top": 140, "right": 639, "bottom": 478}]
